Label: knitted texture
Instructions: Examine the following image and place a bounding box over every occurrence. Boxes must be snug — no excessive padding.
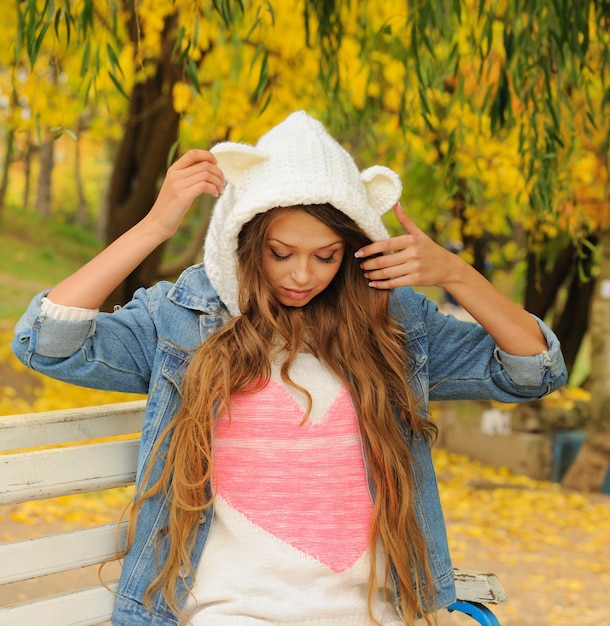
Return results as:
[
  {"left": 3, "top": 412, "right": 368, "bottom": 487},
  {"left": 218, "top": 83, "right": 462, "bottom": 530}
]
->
[
  {"left": 213, "top": 381, "right": 371, "bottom": 572},
  {"left": 204, "top": 111, "right": 402, "bottom": 316},
  {"left": 187, "top": 354, "right": 401, "bottom": 625}
]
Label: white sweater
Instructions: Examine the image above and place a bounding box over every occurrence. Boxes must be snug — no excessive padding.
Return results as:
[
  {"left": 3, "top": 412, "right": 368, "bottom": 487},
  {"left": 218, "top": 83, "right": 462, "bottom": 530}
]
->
[{"left": 186, "top": 353, "right": 401, "bottom": 625}]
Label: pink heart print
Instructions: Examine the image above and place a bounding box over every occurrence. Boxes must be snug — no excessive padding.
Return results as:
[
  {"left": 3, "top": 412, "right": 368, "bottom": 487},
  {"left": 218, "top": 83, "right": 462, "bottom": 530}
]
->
[{"left": 213, "top": 380, "right": 373, "bottom": 573}]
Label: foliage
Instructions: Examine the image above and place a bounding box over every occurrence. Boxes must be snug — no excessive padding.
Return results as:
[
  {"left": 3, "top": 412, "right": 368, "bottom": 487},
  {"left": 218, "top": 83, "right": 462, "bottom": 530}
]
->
[
  {"left": 3, "top": 1, "right": 607, "bottom": 270},
  {"left": 3, "top": 2, "right": 125, "bottom": 141},
  {"left": 2, "top": 1, "right": 609, "bottom": 378},
  {"left": 333, "top": 1, "right": 610, "bottom": 273}
]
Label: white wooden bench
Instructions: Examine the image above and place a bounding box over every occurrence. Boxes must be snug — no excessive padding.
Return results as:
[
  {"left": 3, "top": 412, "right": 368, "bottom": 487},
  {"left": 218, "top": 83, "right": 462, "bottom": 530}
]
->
[{"left": 0, "top": 401, "right": 507, "bottom": 625}]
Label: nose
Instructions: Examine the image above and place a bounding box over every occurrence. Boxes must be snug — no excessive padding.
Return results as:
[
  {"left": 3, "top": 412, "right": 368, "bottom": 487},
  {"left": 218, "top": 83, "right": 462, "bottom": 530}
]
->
[{"left": 290, "top": 259, "right": 311, "bottom": 285}]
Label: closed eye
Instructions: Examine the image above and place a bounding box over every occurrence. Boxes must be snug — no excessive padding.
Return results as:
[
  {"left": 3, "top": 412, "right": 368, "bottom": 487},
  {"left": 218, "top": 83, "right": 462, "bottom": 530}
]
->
[
  {"left": 268, "top": 247, "right": 341, "bottom": 263},
  {"left": 269, "top": 249, "right": 290, "bottom": 261}
]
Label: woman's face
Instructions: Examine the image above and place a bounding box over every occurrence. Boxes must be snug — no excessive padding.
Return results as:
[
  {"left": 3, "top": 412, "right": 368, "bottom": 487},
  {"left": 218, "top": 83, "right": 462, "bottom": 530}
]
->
[{"left": 262, "top": 209, "right": 346, "bottom": 307}]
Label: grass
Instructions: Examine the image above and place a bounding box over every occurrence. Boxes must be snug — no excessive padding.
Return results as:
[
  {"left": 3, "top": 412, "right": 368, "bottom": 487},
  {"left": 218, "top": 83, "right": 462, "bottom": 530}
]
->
[
  {"left": 0, "top": 204, "right": 145, "bottom": 416},
  {"left": 0, "top": 204, "right": 102, "bottom": 319}
]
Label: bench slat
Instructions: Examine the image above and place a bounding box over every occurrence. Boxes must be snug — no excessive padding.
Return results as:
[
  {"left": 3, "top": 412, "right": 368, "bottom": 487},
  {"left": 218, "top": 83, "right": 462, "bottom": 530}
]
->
[
  {"left": 0, "top": 439, "right": 139, "bottom": 505},
  {"left": 454, "top": 568, "right": 507, "bottom": 604},
  {"left": 0, "top": 400, "right": 145, "bottom": 451},
  {"left": 0, "top": 522, "right": 128, "bottom": 585},
  {"left": 0, "top": 583, "right": 117, "bottom": 626}
]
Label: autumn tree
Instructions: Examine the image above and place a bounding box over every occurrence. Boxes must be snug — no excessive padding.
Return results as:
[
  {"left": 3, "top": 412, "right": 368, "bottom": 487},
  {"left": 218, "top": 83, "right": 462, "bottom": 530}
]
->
[
  {"left": 8, "top": 0, "right": 610, "bottom": 488},
  {"left": 10, "top": 1, "right": 609, "bottom": 302}
]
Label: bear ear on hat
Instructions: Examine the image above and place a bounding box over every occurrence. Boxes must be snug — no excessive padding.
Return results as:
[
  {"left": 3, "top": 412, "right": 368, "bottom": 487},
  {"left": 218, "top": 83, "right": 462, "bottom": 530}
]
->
[
  {"left": 361, "top": 165, "right": 402, "bottom": 216},
  {"left": 210, "top": 142, "right": 268, "bottom": 187}
]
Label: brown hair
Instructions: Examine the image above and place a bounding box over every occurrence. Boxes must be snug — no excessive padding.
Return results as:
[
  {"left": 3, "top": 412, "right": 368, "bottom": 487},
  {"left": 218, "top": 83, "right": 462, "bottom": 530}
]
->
[{"left": 121, "top": 204, "right": 438, "bottom": 624}]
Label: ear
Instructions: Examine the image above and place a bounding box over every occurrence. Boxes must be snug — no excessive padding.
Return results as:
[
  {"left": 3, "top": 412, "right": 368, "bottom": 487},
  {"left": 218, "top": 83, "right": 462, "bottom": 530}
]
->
[
  {"left": 211, "top": 142, "right": 268, "bottom": 186},
  {"left": 360, "top": 166, "right": 402, "bottom": 216}
]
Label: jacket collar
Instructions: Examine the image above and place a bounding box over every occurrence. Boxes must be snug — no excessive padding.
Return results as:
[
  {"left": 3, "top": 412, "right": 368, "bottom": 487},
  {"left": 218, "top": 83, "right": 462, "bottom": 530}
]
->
[{"left": 166, "top": 263, "right": 227, "bottom": 314}]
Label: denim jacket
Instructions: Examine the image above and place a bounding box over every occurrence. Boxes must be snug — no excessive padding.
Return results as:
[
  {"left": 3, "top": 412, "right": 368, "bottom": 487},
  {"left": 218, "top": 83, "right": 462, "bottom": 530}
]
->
[{"left": 11, "top": 263, "right": 567, "bottom": 625}]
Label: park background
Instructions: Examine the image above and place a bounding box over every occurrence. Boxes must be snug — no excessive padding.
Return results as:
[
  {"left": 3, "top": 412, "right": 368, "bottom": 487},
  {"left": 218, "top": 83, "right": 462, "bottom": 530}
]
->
[{"left": 0, "top": 1, "right": 609, "bottom": 624}]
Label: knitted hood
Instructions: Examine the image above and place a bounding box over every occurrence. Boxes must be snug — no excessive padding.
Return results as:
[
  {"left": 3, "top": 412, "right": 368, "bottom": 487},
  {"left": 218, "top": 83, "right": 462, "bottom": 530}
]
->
[{"left": 204, "top": 111, "right": 402, "bottom": 316}]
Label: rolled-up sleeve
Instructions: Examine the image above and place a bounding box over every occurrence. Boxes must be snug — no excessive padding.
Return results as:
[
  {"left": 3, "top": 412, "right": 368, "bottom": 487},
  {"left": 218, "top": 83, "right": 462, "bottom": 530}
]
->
[
  {"left": 11, "top": 289, "right": 156, "bottom": 395},
  {"left": 391, "top": 287, "right": 568, "bottom": 403},
  {"left": 425, "top": 303, "right": 568, "bottom": 401},
  {"left": 494, "top": 316, "right": 566, "bottom": 388},
  {"left": 12, "top": 292, "right": 98, "bottom": 360}
]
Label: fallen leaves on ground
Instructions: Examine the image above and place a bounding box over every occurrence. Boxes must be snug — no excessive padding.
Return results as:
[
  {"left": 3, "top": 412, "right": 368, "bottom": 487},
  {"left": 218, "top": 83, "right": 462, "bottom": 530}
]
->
[{"left": 435, "top": 448, "right": 610, "bottom": 626}]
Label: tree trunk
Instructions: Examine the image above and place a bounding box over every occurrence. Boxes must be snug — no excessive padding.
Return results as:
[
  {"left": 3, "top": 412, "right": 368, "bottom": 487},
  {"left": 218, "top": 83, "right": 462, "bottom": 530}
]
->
[
  {"left": 101, "top": 12, "right": 181, "bottom": 311},
  {"left": 23, "top": 133, "right": 34, "bottom": 211},
  {"left": 562, "top": 228, "right": 610, "bottom": 492},
  {"left": 553, "top": 242, "right": 597, "bottom": 372},
  {"left": 524, "top": 244, "right": 576, "bottom": 319},
  {"left": 524, "top": 239, "right": 596, "bottom": 375},
  {"left": 36, "top": 135, "right": 54, "bottom": 217},
  {"left": 0, "top": 86, "right": 20, "bottom": 223},
  {"left": 74, "top": 117, "right": 89, "bottom": 227},
  {"left": 0, "top": 127, "right": 14, "bottom": 223},
  {"left": 453, "top": 184, "right": 487, "bottom": 276}
]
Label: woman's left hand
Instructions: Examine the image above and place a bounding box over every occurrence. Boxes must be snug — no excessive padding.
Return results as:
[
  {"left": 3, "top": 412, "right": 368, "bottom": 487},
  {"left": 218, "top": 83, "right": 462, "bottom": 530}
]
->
[
  {"left": 356, "top": 203, "right": 549, "bottom": 356},
  {"left": 355, "top": 203, "right": 457, "bottom": 290}
]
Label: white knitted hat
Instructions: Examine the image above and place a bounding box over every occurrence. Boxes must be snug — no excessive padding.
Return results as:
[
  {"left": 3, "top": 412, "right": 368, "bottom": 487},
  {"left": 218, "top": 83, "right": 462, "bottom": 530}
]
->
[{"left": 204, "top": 110, "right": 402, "bottom": 316}]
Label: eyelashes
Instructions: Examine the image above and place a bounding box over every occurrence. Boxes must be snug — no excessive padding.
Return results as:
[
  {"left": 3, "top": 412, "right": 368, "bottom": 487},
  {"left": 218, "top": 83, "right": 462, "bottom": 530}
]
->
[
  {"left": 269, "top": 250, "right": 289, "bottom": 262},
  {"left": 269, "top": 249, "right": 336, "bottom": 264}
]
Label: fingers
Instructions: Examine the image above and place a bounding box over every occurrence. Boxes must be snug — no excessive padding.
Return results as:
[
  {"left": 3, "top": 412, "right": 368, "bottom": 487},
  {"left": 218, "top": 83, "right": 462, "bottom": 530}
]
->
[
  {"left": 355, "top": 237, "right": 400, "bottom": 260},
  {"left": 393, "top": 202, "right": 411, "bottom": 231},
  {"left": 355, "top": 237, "right": 415, "bottom": 290},
  {"left": 175, "top": 148, "right": 219, "bottom": 170},
  {"left": 361, "top": 252, "right": 419, "bottom": 289},
  {"left": 394, "top": 202, "right": 423, "bottom": 237},
  {"left": 354, "top": 204, "right": 426, "bottom": 289},
  {"left": 355, "top": 203, "right": 419, "bottom": 259},
  {"left": 166, "top": 149, "right": 225, "bottom": 198},
  {"left": 149, "top": 148, "right": 227, "bottom": 234},
  {"left": 181, "top": 167, "right": 224, "bottom": 198}
]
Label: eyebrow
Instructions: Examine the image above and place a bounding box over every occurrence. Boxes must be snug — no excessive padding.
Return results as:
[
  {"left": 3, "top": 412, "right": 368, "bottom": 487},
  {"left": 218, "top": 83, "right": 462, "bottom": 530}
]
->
[{"left": 267, "top": 237, "right": 344, "bottom": 249}]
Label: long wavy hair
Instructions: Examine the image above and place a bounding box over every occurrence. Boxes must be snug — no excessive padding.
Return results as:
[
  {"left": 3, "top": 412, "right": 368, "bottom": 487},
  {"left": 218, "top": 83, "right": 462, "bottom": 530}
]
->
[{"left": 119, "top": 204, "right": 439, "bottom": 625}]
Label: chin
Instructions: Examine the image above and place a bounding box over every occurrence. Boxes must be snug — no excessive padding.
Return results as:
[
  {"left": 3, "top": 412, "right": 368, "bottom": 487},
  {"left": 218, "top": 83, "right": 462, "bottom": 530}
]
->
[
  {"left": 280, "top": 299, "right": 311, "bottom": 308},
  {"left": 276, "top": 293, "right": 317, "bottom": 308}
]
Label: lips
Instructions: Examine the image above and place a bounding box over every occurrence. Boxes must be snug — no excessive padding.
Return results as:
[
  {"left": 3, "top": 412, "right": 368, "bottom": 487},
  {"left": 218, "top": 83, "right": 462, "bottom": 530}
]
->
[{"left": 282, "top": 288, "right": 313, "bottom": 301}]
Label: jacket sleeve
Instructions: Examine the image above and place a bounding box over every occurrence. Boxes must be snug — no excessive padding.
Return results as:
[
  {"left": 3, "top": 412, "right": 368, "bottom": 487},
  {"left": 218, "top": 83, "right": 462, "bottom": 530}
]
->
[
  {"left": 391, "top": 288, "right": 568, "bottom": 403},
  {"left": 10, "top": 288, "right": 158, "bottom": 395}
]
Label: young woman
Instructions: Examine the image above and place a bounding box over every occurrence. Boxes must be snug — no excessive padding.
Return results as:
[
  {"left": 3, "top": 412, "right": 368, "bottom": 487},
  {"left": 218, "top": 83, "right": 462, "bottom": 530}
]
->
[{"left": 12, "top": 111, "right": 567, "bottom": 626}]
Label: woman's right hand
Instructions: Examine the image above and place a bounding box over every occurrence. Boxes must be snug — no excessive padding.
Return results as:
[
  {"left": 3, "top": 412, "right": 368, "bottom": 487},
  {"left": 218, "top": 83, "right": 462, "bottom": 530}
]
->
[
  {"left": 145, "top": 149, "right": 225, "bottom": 239},
  {"left": 45, "top": 149, "right": 224, "bottom": 310}
]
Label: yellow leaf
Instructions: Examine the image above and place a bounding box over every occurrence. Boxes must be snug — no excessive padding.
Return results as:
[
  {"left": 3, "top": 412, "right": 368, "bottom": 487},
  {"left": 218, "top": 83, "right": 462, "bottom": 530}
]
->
[{"left": 172, "top": 81, "right": 193, "bottom": 114}]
